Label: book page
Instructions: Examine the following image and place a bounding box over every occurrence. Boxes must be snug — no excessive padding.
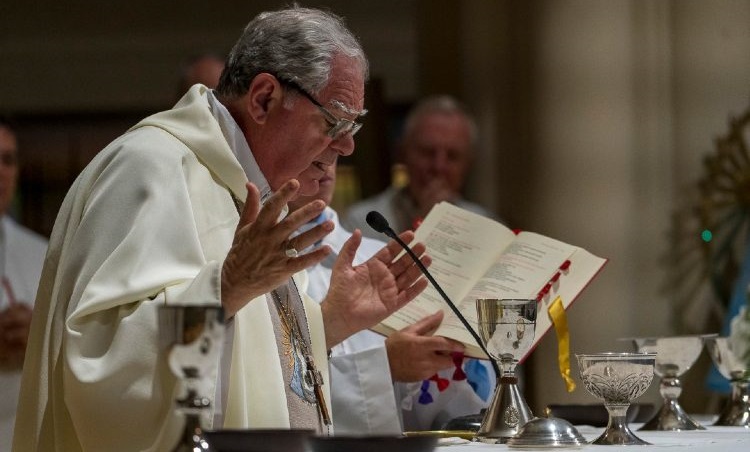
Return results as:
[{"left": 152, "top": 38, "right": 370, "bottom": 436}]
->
[
  {"left": 374, "top": 202, "right": 514, "bottom": 343},
  {"left": 528, "top": 247, "right": 607, "bottom": 361},
  {"left": 468, "top": 232, "right": 577, "bottom": 300},
  {"left": 435, "top": 232, "right": 577, "bottom": 339}
]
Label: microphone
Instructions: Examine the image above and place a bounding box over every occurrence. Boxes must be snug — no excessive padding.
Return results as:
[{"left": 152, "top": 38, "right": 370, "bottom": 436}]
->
[
  {"left": 365, "top": 211, "right": 393, "bottom": 237},
  {"left": 365, "top": 211, "right": 500, "bottom": 376}
]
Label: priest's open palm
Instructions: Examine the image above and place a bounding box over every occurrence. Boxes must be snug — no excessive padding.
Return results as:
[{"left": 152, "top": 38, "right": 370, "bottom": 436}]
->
[
  {"left": 321, "top": 229, "right": 431, "bottom": 349},
  {"left": 222, "top": 180, "right": 334, "bottom": 318}
]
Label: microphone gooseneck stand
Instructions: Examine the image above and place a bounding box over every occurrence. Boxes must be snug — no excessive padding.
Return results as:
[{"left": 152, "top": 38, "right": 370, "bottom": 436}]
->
[{"left": 367, "top": 211, "right": 539, "bottom": 444}]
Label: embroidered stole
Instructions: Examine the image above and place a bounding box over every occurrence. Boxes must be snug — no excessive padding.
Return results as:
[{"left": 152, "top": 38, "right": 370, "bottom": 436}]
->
[{"left": 267, "top": 280, "right": 329, "bottom": 433}]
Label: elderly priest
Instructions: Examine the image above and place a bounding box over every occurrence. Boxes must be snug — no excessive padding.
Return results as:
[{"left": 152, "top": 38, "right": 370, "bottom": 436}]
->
[{"left": 13, "top": 6, "right": 429, "bottom": 451}]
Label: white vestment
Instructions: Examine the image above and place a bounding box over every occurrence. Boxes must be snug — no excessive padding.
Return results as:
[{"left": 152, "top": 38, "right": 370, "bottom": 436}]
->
[
  {"left": 303, "top": 208, "right": 402, "bottom": 434},
  {"left": 0, "top": 216, "right": 47, "bottom": 452},
  {"left": 13, "top": 85, "right": 330, "bottom": 452},
  {"left": 305, "top": 207, "right": 494, "bottom": 433}
]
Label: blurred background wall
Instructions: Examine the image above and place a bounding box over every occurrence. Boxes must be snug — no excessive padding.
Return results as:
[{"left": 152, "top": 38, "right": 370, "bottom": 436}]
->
[{"left": 2, "top": 0, "right": 749, "bottom": 414}]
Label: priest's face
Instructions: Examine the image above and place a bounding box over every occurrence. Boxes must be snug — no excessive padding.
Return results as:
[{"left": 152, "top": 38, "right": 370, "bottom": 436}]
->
[
  {"left": 259, "top": 54, "right": 365, "bottom": 197},
  {"left": 0, "top": 125, "right": 18, "bottom": 217},
  {"left": 288, "top": 160, "right": 338, "bottom": 213}
]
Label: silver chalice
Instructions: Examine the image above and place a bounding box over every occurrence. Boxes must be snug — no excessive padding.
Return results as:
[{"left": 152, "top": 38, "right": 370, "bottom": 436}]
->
[
  {"left": 576, "top": 352, "right": 656, "bottom": 445},
  {"left": 623, "top": 335, "right": 713, "bottom": 431},
  {"left": 704, "top": 336, "right": 750, "bottom": 426},
  {"left": 159, "top": 304, "right": 225, "bottom": 452},
  {"left": 474, "top": 298, "right": 537, "bottom": 444}
]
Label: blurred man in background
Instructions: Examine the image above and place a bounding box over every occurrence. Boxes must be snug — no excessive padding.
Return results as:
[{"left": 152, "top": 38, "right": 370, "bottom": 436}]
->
[
  {"left": 345, "top": 95, "right": 492, "bottom": 239},
  {"left": 176, "top": 52, "right": 225, "bottom": 97},
  {"left": 0, "top": 117, "right": 48, "bottom": 452}
]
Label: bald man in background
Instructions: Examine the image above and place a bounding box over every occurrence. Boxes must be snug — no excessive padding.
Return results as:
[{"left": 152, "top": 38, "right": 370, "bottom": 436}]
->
[{"left": 345, "top": 95, "right": 493, "bottom": 239}]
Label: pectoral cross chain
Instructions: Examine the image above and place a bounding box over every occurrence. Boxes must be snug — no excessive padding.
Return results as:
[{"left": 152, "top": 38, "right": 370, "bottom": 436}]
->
[{"left": 304, "top": 354, "right": 331, "bottom": 425}]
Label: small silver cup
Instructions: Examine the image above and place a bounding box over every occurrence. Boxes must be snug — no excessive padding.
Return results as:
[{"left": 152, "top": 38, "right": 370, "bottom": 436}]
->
[
  {"left": 623, "top": 335, "right": 713, "bottom": 431},
  {"left": 159, "top": 304, "right": 225, "bottom": 452},
  {"left": 576, "top": 352, "right": 656, "bottom": 445},
  {"left": 474, "top": 298, "right": 537, "bottom": 444},
  {"left": 704, "top": 336, "right": 750, "bottom": 426}
]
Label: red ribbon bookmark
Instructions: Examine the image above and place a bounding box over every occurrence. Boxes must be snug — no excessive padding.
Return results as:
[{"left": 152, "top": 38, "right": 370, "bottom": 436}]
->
[{"left": 536, "top": 260, "right": 572, "bottom": 301}]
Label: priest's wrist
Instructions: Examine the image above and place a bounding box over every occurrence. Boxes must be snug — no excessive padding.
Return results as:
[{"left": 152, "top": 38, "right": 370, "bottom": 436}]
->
[{"left": 320, "top": 300, "right": 353, "bottom": 349}]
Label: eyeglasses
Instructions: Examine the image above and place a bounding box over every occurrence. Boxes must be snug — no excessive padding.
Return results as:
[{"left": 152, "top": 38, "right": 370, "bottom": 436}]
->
[{"left": 276, "top": 77, "right": 364, "bottom": 139}]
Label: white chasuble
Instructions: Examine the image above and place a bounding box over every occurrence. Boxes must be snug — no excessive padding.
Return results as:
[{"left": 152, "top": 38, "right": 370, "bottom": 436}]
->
[{"left": 14, "top": 84, "right": 331, "bottom": 452}]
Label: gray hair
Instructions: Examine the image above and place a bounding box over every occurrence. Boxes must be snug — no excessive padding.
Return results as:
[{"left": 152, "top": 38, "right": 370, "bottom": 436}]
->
[
  {"left": 403, "top": 95, "right": 479, "bottom": 147},
  {"left": 216, "top": 6, "right": 368, "bottom": 99}
]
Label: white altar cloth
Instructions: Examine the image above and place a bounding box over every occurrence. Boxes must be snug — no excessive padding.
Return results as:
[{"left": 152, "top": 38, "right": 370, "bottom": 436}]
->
[{"left": 435, "top": 423, "right": 750, "bottom": 451}]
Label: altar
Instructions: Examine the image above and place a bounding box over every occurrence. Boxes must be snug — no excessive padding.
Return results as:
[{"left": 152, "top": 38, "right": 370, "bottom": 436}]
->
[{"left": 435, "top": 422, "right": 749, "bottom": 451}]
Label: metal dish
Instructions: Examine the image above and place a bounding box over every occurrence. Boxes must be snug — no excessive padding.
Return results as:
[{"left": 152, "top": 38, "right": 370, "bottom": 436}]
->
[{"left": 506, "top": 417, "right": 587, "bottom": 449}]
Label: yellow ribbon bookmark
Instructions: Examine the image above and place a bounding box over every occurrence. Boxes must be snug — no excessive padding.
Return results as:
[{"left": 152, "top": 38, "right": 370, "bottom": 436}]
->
[{"left": 548, "top": 296, "right": 576, "bottom": 392}]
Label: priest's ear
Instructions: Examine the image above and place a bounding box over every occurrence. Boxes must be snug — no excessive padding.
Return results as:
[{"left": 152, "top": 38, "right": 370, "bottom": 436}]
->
[{"left": 244, "top": 73, "right": 285, "bottom": 124}]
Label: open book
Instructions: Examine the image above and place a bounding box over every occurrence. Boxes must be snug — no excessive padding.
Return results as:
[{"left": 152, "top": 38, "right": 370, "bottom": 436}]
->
[{"left": 371, "top": 202, "right": 607, "bottom": 360}]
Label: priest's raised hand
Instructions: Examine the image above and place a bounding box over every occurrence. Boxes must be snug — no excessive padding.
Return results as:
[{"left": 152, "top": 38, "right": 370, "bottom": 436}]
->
[
  {"left": 221, "top": 179, "right": 334, "bottom": 318},
  {"left": 321, "top": 229, "right": 430, "bottom": 349}
]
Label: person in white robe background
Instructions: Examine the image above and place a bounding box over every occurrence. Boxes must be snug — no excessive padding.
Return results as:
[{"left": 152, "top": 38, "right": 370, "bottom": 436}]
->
[
  {"left": 14, "top": 7, "right": 430, "bottom": 451},
  {"left": 290, "top": 162, "right": 494, "bottom": 433},
  {"left": 0, "top": 118, "right": 48, "bottom": 452}
]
